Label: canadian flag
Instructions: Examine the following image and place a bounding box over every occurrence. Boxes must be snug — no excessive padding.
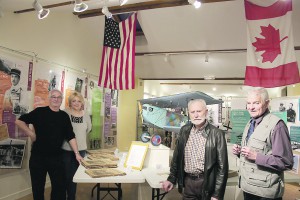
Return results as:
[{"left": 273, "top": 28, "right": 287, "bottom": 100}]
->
[{"left": 244, "top": 0, "right": 300, "bottom": 87}]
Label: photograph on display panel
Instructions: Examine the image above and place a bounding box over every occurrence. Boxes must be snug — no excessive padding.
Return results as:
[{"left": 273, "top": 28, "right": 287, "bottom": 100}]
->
[
  {"left": 0, "top": 138, "right": 26, "bottom": 169},
  {"left": 0, "top": 55, "right": 31, "bottom": 139}
]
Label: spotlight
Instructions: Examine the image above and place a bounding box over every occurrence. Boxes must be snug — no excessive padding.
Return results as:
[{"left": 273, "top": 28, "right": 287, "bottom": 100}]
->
[
  {"left": 188, "top": 0, "right": 202, "bottom": 9},
  {"left": 74, "top": 0, "right": 88, "bottom": 12},
  {"left": 119, "top": 0, "right": 128, "bottom": 6},
  {"left": 102, "top": 6, "right": 112, "bottom": 18},
  {"left": 32, "top": 0, "right": 50, "bottom": 19},
  {"left": 205, "top": 53, "right": 209, "bottom": 63},
  {"left": 164, "top": 54, "right": 169, "bottom": 62}
]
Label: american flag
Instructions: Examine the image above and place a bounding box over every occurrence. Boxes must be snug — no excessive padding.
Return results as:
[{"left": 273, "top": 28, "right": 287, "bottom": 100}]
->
[
  {"left": 244, "top": 0, "right": 300, "bottom": 87},
  {"left": 98, "top": 13, "right": 137, "bottom": 90}
]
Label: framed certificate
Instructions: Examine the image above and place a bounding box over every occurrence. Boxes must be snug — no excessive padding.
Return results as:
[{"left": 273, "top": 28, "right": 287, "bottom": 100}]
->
[{"left": 124, "top": 141, "right": 149, "bottom": 170}]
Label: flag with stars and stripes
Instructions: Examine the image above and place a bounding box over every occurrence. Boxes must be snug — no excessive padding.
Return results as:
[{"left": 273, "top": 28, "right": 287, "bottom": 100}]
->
[
  {"left": 244, "top": 0, "right": 300, "bottom": 87},
  {"left": 98, "top": 13, "right": 137, "bottom": 90}
]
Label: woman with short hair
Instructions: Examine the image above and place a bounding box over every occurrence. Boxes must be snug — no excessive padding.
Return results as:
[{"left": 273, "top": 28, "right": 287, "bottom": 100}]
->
[{"left": 62, "top": 91, "right": 92, "bottom": 200}]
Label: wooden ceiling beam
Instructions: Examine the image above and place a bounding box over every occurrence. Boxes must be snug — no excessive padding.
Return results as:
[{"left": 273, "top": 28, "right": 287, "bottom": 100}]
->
[
  {"left": 136, "top": 46, "right": 300, "bottom": 56},
  {"left": 141, "top": 78, "right": 245, "bottom": 80},
  {"left": 13, "top": 0, "right": 233, "bottom": 17},
  {"left": 76, "top": 0, "right": 233, "bottom": 19}
]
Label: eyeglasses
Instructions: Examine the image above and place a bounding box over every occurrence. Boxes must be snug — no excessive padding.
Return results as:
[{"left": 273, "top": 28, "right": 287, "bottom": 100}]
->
[{"left": 50, "top": 96, "right": 62, "bottom": 100}]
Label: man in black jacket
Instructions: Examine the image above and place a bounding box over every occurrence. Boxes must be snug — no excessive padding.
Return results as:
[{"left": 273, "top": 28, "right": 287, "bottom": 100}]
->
[{"left": 161, "top": 99, "right": 228, "bottom": 200}]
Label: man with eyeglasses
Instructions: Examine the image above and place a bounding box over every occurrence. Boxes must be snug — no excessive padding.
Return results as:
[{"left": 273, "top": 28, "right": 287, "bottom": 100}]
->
[{"left": 15, "top": 89, "right": 83, "bottom": 200}]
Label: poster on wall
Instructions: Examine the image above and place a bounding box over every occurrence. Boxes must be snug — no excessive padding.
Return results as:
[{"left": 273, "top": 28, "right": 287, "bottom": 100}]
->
[
  {"left": 270, "top": 98, "right": 299, "bottom": 124},
  {"left": 34, "top": 64, "right": 65, "bottom": 108},
  {"left": 207, "top": 104, "right": 221, "bottom": 127},
  {"left": 89, "top": 87, "right": 103, "bottom": 149},
  {"left": 290, "top": 126, "right": 300, "bottom": 144},
  {"left": 35, "top": 64, "right": 64, "bottom": 92},
  {"left": 230, "top": 109, "right": 250, "bottom": 144},
  {"left": 104, "top": 90, "right": 111, "bottom": 138},
  {"left": 34, "top": 79, "right": 49, "bottom": 108},
  {"left": 0, "top": 55, "right": 31, "bottom": 139},
  {"left": 0, "top": 138, "right": 26, "bottom": 169},
  {"left": 64, "top": 71, "right": 86, "bottom": 97},
  {"left": 103, "top": 89, "right": 118, "bottom": 148}
]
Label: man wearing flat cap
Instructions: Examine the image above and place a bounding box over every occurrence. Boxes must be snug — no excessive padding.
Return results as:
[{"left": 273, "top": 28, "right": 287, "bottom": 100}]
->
[{"left": 3, "top": 68, "right": 26, "bottom": 115}]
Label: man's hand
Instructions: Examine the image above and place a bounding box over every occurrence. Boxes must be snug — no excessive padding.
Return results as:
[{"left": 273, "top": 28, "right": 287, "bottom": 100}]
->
[
  {"left": 241, "top": 147, "right": 257, "bottom": 161},
  {"left": 211, "top": 197, "right": 218, "bottom": 200},
  {"left": 160, "top": 180, "right": 174, "bottom": 192},
  {"left": 232, "top": 144, "right": 241, "bottom": 156}
]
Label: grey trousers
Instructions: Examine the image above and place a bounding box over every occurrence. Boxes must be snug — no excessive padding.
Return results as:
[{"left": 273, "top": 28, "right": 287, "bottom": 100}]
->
[{"left": 183, "top": 175, "right": 204, "bottom": 200}]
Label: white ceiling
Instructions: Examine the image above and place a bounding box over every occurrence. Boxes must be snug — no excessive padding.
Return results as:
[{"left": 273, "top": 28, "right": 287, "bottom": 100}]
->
[{"left": 1, "top": 0, "right": 299, "bottom": 98}]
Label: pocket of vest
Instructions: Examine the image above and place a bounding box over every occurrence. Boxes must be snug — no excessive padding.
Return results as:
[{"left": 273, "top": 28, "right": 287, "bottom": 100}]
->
[
  {"left": 248, "top": 138, "right": 265, "bottom": 152},
  {"left": 244, "top": 168, "right": 271, "bottom": 188}
]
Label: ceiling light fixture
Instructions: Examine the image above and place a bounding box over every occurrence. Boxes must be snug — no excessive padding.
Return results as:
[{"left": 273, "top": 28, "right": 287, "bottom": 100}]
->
[
  {"left": 205, "top": 53, "right": 209, "bottom": 63},
  {"left": 204, "top": 75, "right": 215, "bottom": 80},
  {"left": 119, "top": 0, "right": 128, "bottom": 6},
  {"left": 188, "top": 0, "right": 202, "bottom": 9},
  {"left": 102, "top": 6, "right": 112, "bottom": 18},
  {"left": 32, "top": 0, "right": 50, "bottom": 19},
  {"left": 164, "top": 54, "right": 169, "bottom": 62},
  {"left": 74, "top": 0, "right": 88, "bottom": 12}
]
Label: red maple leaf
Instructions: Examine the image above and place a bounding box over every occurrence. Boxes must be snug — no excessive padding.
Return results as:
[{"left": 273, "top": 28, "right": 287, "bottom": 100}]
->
[{"left": 252, "top": 24, "right": 288, "bottom": 63}]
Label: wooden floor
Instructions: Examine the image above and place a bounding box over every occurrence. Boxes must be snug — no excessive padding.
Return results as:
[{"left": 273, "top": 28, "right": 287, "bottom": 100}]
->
[{"left": 17, "top": 182, "right": 300, "bottom": 200}]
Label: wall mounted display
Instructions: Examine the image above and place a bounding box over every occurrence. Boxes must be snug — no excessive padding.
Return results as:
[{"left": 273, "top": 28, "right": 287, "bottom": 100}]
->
[
  {"left": 0, "top": 138, "right": 26, "bottom": 169},
  {"left": 0, "top": 54, "right": 31, "bottom": 139}
]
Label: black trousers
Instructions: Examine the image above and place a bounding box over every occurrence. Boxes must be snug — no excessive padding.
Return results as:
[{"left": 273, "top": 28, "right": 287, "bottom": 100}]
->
[
  {"left": 29, "top": 153, "right": 66, "bottom": 200},
  {"left": 183, "top": 175, "right": 204, "bottom": 200},
  {"left": 62, "top": 150, "right": 86, "bottom": 200},
  {"left": 244, "top": 192, "right": 282, "bottom": 200}
]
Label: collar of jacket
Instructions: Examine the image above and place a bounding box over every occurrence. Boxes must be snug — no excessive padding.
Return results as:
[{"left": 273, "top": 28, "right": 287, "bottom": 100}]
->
[{"left": 185, "top": 120, "right": 210, "bottom": 139}]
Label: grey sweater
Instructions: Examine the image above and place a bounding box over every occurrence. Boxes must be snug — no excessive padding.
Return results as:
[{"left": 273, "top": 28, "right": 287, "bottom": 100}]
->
[{"left": 62, "top": 109, "right": 92, "bottom": 151}]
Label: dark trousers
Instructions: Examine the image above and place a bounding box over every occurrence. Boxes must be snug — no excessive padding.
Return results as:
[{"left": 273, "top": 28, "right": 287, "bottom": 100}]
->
[
  {"left": 183, "top": 175, "right": 204, "bottom": 200},
  {"left": 243, "top": 192, "right": 282, "bottom": 200},
  {"left": 29, "top": 153, "right": 66, "bottom": 200},
  {"left": 62, "top": 150, "right": 86, "bottom": 200}
]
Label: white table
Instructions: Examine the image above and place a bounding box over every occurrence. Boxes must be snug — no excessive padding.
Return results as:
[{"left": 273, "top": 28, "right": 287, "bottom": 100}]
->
[
  {"left": 142, "top": 168, "right": 171, "bottom": 200},
  {"left": 73, "top": 164, "right": 145, "bottom": 200}
]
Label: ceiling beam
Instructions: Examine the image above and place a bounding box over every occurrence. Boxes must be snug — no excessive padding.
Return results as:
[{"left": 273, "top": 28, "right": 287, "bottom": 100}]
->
[
  {"left": 142, "top": 78, "right": 245, "bottom": 80},
  {"left": 13, "top": 0, "right": 233, "bottom": 17},
  {"left": 76, "top": 0, "right": 233, "bottom": 19},
  {"left": 160, "top": 82, "right": 244, "bottom": 85},
  {"left": 136, "top": 46, "right": 300, "bottom": 56}
]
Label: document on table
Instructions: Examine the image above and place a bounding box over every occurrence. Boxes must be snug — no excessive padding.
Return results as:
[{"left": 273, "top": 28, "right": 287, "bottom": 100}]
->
[{"left": 125, "top": 141, "right": 149, "bottom": 170}]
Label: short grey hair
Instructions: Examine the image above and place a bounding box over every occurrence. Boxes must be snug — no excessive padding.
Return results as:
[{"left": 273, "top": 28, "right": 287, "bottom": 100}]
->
[
  {"left": 247, "top": 87, "right": 269, "bottom": 103},
  {"left": 49, "top": 89, "right": 63, "bottom": 98},
  {"left": 188, "top": 99, "right": 207, "bottom": 110}
]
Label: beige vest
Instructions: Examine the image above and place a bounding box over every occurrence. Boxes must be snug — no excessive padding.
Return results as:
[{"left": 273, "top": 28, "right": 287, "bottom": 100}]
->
[{"left": 239, "top": 114, "right": 284, "bottom": 198}]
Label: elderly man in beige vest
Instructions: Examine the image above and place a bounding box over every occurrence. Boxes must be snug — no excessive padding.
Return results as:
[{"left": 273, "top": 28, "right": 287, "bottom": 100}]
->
[{"left": 232, "top": 87, "right": 293, "bottom": 200}]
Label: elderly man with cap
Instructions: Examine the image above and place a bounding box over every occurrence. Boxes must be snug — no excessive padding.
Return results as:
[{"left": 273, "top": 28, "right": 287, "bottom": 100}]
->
[{"left": 3, "top": 68, "right": 25, "bottom": 115}]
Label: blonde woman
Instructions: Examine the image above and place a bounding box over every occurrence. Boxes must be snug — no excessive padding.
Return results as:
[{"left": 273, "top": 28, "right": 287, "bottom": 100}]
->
[{"left": 62, "top": 91, "right": 92, "bottom": 200}]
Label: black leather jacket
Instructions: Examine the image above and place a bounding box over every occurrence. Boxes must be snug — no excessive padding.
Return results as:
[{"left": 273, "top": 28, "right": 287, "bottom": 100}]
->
[{"left": 167, "top": 122, "right": 228, "bottom": 200}]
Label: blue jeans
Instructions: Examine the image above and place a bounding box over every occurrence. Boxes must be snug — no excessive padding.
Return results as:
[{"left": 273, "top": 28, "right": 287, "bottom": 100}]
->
[{"left": 62, "top": 150, "right": 86, "bottom": 200}]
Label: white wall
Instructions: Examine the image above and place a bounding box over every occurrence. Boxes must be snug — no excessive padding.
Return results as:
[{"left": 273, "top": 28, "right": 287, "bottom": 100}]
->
[{"left": 0, "top": 11, "right": 104, "bottom": 75}]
